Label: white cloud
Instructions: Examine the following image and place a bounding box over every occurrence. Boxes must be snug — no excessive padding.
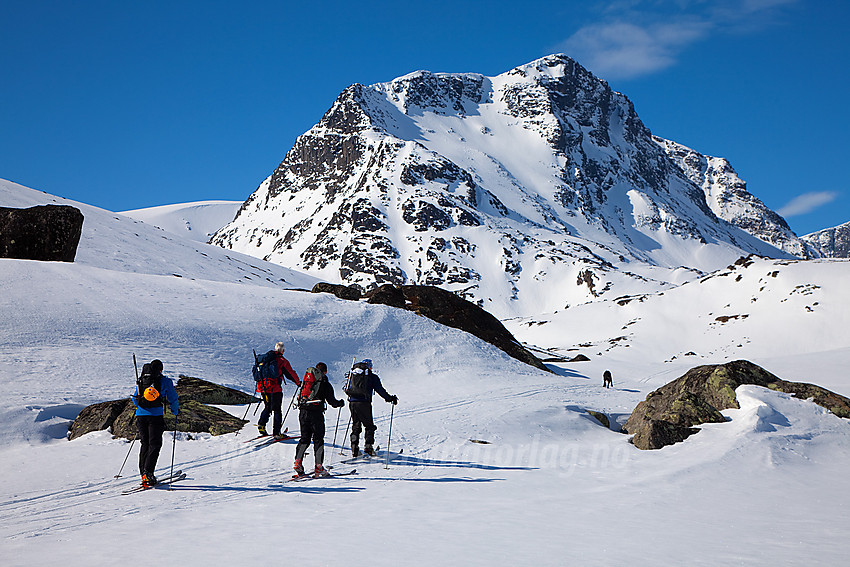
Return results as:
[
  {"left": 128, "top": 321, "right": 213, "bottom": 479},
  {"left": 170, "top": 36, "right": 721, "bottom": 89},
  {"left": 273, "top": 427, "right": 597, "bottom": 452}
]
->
[
  {"left": 777, "top": 191, "right": 840, "bottom": 218},
  {"left": 557, "top": 0, "right": 798, "bottom": 81},
  {"left": 558, "top": 20, "right": 710, "bottom": 80}
]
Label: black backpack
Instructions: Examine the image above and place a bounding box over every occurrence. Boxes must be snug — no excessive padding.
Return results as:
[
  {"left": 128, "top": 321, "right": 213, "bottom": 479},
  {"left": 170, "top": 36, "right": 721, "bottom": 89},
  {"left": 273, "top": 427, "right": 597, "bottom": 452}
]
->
[
  {"left": 136, "top": 363, "right": 163, "bottom": 409},
  {"left": 344, "top": 362, "right": 372, "bottom": 398},
  {"left": 252, "top": 350, "right": 278, "bottom": 382}
]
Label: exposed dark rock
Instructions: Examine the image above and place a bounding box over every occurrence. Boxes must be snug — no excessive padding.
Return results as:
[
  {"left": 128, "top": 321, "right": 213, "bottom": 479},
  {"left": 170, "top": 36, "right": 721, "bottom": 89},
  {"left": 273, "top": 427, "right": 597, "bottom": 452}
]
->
[
  {"left": 365, "top": 283, "right": 407, "bottom": 308},
  {"left": 367, "top": 284, "right": 549, "bottom": 372},
  {"left": 68, "top": 399, "right": 130, "bottom": 441},
  {"left": 311, "top": 282, "right": 363, "bottom": 301},
  {"left": 624, "top": 360, "right": 850, "bottom": 450},
  {"left": 0, "top": 205, "right": 84, "bottom": 262},
  {"left": 68, "top": 376, "right": 259, "bottom": 441},
  {"left": 585, "top": 410, "right": 610, "bottom": 428},
  {"left": 175, "top": 375, "right": 260, "bottom": 405},
  {"left": 568, "top": 354, "right": 591, "bottom": 362}
]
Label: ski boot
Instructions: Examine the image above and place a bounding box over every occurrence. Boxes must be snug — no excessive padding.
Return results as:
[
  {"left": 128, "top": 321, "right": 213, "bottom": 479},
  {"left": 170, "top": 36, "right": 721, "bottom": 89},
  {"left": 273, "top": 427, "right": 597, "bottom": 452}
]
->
[
  {"left": 257, "top": 424, "right": 268, "bottom": 436},
  {"left": 314, "top": 464, "right": 330, "bottom": 478},
  {"left": 364, "top": 446, "right": 376, "bottom": 457},
  {"left": 142, "top": 473, "right": 158, "bottom": 487},
  {"left": 293, "top": 459, "right": 306, "bottom": 477}
]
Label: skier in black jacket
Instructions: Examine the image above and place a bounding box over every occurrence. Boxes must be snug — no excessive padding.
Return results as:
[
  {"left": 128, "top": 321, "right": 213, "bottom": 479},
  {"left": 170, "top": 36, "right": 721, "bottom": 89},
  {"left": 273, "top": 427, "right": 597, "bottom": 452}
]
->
[
  {"left": 345, "top": 359, "right": 397, "bottom": 457},
  {"left": 293, "top": 362, "right": 344, "bottom": 477}
]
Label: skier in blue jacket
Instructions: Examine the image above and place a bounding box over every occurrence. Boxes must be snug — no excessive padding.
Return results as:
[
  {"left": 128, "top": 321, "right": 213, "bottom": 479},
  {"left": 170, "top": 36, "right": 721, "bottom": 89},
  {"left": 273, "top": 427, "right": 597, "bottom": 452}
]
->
[{"left": 131, "top": 359, "right": 179, "bottom": 487}]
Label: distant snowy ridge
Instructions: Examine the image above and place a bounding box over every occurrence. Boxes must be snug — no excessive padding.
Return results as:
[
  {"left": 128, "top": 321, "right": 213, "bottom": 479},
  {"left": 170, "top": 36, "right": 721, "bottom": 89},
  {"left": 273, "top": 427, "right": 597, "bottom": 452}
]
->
[
  {"left": 211, "top": 54, "right": 798, "bottom": 318},
  {"left": 120, "top": 201, "right": 241, "bottom": 243},
  {"left": 653, "top": 137, "right": 811, "bottom": 258},
  {"left": 802, "top": 221, "right": 850, "bottom": 258}
]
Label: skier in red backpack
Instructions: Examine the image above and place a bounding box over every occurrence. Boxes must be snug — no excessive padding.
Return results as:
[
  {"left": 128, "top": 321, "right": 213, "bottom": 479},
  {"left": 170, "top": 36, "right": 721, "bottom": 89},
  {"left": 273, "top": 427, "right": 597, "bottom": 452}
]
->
[
  {"left": 257, "top": 342, "right": 300, "bottom": 439},
  {"left": 293, "top": 362, "right": 344, "bottom": 478}
]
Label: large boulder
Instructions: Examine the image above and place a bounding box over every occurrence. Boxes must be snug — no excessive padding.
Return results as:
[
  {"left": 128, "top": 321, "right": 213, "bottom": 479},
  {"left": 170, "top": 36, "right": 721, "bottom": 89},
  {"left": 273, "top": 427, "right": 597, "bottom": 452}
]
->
[
  {"left": 624, "top": 360, "right": 850, "bottom": 450},
  {"left": 0, "top": 204, "right": 84, "bottom": 262},
  {"left": 311, "top": 282, "right": 362, "bottom": 301},
  {"left": 175, "top": 375, "right": 259, "bottom": 405},
  {"left": 68, "top": 376, "right": 259, "bottom": 441},
  {"left": 367, "top": 284, "right": 549, "bottom": 372}
]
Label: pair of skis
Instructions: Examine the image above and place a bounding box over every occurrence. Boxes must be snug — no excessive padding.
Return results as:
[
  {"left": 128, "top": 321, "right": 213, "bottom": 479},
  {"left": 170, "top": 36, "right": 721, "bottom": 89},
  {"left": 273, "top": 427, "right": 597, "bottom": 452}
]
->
[
  {"left": 286, "top": 469, "right": 357, "bottom": 482},
  {"left": 121, "top": 470, "right": 187, "bottom": 495},
  {"left": 339, "top": 447, "right": 402, "bottom": 465}
]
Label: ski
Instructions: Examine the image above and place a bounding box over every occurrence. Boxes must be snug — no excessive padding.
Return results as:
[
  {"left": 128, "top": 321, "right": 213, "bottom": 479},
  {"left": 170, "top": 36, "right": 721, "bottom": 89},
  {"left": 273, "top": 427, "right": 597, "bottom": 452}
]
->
[
  {"left": 121, "top": 471, "right": 187, "bottom": 495},
  {"left": 286, "top": 469, "right": 357, "bottom": 482},
  {"left": 256, "top": 433, "right": 297, "bottom": 447},
  {"left": 339, "top": 446, "right": 401, "bottom": 464},
  {"left": 243, "top": 427, "right": 287, "bottom": 443}
]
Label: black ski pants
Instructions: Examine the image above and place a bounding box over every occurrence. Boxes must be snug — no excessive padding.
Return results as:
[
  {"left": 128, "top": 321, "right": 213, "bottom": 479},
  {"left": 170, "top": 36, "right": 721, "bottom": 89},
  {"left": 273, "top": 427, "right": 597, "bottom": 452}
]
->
[
  {"left": 258, "top": 391, "right": 284, "bottom": 435},
  {"left": 349, "top": 401, "right": 376, "bottom": 451},
  {"left": 137, "top": 414, "right": 166, "bottom": 476},
  {"left": 295, "top": 407, "right": 325, "bottom": 466}
]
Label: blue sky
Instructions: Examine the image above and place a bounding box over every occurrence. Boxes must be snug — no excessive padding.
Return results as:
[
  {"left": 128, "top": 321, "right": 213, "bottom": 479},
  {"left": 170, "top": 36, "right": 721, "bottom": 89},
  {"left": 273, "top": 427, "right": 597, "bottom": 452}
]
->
[{"left": 1, "top": 0, "right": 847, "bottom": 235}]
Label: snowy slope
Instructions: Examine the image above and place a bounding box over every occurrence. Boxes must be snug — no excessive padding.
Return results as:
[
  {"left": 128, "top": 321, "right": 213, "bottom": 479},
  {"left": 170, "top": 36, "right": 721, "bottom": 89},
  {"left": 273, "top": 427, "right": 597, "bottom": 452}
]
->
[
  {"left": 120, "top": 200, "right": 242, "bottom": 243},
  {"left": 0, "top": 179, "right": 317, "bottom": 289},
  {"left": 2, "top": 182, "right": 850, "bottom": 566}
]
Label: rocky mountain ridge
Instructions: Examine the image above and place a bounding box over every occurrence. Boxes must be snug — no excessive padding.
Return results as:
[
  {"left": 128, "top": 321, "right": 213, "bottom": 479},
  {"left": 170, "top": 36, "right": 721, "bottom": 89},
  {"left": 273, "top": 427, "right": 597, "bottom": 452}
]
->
[
  {"left": 211, "top": 54, "right": 802, "bottom": 318},
  {"left": 802, "top": 221, "right": 850, "bottom": 258}
]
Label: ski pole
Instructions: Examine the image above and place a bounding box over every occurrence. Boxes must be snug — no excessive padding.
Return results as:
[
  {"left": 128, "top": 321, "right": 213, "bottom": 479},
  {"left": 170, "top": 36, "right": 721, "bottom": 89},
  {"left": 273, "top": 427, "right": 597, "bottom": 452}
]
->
[
  {"left": 114, "top": 428, "right": 137, "bottom": 478},
  {"left": 281, "top": 387, "right": 299, "bottom": 431},
  {"left": 169, "top": 412, "right": 177, "bottom": 490},
  {"left": 253, "top": 349, "right": 266, "bottom": 417},
  {"left": 329, "top": 404, "right": 343, "bottom": 467},
  {"left": 385, "top": 402, "right": 395, "bottom": 469},
  {"left": 340, "top": 416, "right": 352, "bottom": 455},
  {"left": 237, "top": 350, "right": 261, "bottom": 436},
  {"left": 337, "top": 357, "right": 356, "bottom": 456},
  {"left": 115, "top": 354, "right": 141, "bottom": 478}
]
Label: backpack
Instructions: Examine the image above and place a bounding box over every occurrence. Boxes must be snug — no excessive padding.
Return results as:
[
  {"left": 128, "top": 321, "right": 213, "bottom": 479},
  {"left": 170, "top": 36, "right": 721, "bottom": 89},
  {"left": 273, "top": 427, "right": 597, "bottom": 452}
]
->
[
  {"left": 252, "top": 350, "right": 278, "bottom": 382},
  {"left": 299, "top": 367, "right": 326, "bottom": 405},
  {"left": 136, "top": 363, "right": 163, "bottom": 409},
  {"left": 344, "top": 362, "right": 372, "bottom": 399}
]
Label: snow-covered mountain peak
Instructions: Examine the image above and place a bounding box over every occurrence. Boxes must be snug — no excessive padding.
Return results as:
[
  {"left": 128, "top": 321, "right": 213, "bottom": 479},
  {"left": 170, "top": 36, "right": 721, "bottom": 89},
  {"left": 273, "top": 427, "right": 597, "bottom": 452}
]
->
[{"left": 211, "top": 55, "right": 802, "bottom": 318}]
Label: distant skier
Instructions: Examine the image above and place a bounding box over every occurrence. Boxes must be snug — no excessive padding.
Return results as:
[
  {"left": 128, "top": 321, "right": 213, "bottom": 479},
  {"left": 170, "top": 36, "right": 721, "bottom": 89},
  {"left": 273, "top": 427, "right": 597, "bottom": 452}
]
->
[
  {"left": 131, "top": 359, "right": 179, "bottom": 487},
  {"left": 257, "top": 342, "right": 301, "bottom": 438},
  {"left": 344, "top": 359, "right": 397, "bottom": 457},
  {"left": 293, "top": 362, "right": 344, "bottom": 477},
  {"left": 603, "top": 370, "right": 613, "bottom": 388}
]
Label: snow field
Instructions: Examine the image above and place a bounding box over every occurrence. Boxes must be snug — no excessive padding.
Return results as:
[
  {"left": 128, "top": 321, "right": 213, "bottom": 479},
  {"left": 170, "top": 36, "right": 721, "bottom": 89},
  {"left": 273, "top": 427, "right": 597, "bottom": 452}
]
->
[{"left": 2, "top": 180, "right": 850, "bottom": 566}]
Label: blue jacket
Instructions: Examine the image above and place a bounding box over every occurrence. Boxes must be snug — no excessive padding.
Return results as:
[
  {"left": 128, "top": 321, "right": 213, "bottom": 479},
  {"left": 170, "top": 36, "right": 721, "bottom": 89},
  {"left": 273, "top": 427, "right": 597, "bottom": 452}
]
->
[
  {"left": 347, "top": 371, "right": 392, "bottom": 403},
  {"left": 132, "top": 373, "right": 179, "bottom": 417}
]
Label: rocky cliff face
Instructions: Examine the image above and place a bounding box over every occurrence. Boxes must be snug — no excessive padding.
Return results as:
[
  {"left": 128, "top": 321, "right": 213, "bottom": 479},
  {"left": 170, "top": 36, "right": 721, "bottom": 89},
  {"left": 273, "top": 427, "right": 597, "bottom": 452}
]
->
[
  {"left": 801, "top": 221, "right": 850, "bottom": 258},
  {"left": 654, "top": 137, "right": 811, "bottom": 257},
  {"left": 211, "top": 54, "right": 794, "bottom": 318}
]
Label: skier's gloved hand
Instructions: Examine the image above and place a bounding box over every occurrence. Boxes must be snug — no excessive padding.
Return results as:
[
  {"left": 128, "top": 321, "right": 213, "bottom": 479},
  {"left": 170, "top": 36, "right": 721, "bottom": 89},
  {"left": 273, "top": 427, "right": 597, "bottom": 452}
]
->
[
  {"left": 389, "top": 395, "right": 398, "bottom": 405},
  {"left": 332, "top": 399, "right": 344, "bottom": 408}
]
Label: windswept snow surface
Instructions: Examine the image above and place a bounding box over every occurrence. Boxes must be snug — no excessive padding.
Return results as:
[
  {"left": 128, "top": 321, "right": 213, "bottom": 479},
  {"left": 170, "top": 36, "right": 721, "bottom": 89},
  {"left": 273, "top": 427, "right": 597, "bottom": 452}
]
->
[{"left": 2, "top": 180, "right": 850, "bottom": 566}]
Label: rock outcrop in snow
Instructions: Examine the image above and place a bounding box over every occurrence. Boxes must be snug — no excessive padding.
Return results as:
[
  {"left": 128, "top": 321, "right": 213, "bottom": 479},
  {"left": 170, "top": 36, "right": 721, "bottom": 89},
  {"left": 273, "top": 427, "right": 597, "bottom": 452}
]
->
[
  {"left": 623, "top": 360, "right": 850, "bottom": 450},
  {"left": 1, "top": 204, "right": 84, "bottom": 262},
  {"left": 211, "top": 54, "right": 796, "bottom": 317},
  {"left": 69, "top": 376, "right": 259, "bottom": 441}
]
